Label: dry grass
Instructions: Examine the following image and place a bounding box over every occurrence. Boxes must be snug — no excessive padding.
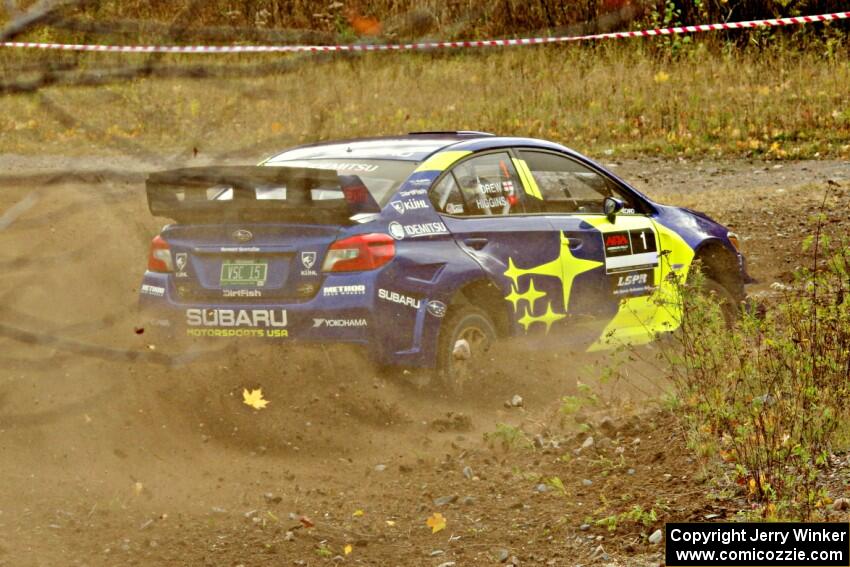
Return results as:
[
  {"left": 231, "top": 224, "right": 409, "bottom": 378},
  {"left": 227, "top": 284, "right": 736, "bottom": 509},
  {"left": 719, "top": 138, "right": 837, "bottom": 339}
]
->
[{"left": 2, "top": 43, "right": 849, "bottom": 160}]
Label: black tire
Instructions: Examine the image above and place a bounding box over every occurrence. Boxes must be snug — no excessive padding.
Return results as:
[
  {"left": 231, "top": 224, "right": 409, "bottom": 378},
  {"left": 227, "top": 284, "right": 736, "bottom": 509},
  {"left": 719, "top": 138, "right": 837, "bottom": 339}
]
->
[
  {"left": 436, "top": 306, "right": 497, "bottom": 394},
  {"left": 695, "top": 275, "right": 739, "bottom": 326}
]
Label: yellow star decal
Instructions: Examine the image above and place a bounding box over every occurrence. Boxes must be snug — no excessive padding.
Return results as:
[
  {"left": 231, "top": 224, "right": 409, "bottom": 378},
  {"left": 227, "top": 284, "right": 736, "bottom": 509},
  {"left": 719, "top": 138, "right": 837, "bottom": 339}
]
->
[
  {"left": 517, "top": 301, "right": 567, "bottom": 333},
  {"left": 504, "top": 257, "right": 525, "bottom": 286},
  {"left": 505, "top": 279, "right": 546, "bottom": 313},
  {"left": 504, "top": 232, "right": 603, "bottom": 317},
  {"left": 517, "top": 306, "right": 535, "bottom": 332},
  {"left": 505, "top": 282, "right": 523, "bottom": 311},
  {"left": 556, "top": 233, "right": 604, "bottom": 310}
]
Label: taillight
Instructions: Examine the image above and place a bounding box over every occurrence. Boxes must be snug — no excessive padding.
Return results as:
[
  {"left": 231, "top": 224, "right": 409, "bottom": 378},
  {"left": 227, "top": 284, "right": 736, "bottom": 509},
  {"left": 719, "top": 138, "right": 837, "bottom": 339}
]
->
[
  {"left": 147, "top": 235, "right": 174, "bottom": 272},
  {"left": 727, "top": 232, "right": 742, "bottom": 253},
  {"left": 322, "top": 233, "right": 395, "bottom": 272}
]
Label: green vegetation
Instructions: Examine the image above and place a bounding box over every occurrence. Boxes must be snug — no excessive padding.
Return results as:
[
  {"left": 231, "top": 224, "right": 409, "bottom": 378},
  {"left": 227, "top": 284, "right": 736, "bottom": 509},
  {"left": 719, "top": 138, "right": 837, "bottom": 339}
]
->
[
  {"left": 2, "top": 41, "right": 849, "bottom": 159},
  {"left": 485, "top": 422, "right": 533, "bottom": 451},
  {"left": 315, "top": 543, "right": 334, "bottom": 558},
  {"left": 546, "top": 476, "right": 568, "bottom": 496},
  {"left": 595, "top": 505, "right": 658, "bottom": 532},
  {"left": 660, "top": 218, "right": 850, "bottom": 519}
]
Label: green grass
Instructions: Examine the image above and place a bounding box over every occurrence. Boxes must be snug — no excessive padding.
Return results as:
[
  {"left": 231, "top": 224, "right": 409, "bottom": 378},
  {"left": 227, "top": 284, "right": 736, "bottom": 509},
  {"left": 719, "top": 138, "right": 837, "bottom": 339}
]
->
[
  {"left": 659, "top": 241, "right": 850, "bottom": 519},
  {"left": 2, "top": 43, "right": 849, "bottom": 159}
]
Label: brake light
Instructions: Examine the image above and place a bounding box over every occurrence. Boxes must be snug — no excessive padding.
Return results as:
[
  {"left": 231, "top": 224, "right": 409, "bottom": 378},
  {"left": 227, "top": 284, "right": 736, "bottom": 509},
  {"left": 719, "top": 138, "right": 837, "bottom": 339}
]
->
[
  {"left": 322, "top": 233, "right": 395, "bottom": 272},
  {"left": 727, "top": 232, "right": 742, "bottom": 253},
  {"left": 147, "top": 235, "right": 174, "bottom": 272}
]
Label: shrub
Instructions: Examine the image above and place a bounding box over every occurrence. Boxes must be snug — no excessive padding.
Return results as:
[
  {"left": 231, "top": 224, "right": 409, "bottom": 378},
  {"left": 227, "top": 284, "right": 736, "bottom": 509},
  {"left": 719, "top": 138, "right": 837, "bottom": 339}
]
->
[
  {"left": 662, "top": 214, "right": 849, "bottom": 519},
  {"left": 484, "top": 422, "right": 533, "bottom": 451}
]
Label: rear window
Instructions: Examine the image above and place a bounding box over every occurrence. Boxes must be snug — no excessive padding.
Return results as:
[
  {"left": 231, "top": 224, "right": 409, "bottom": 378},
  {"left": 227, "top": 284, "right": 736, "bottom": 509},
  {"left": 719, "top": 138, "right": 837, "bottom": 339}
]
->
[{"left": 265, "top": 159, "right": 417, "bottom": 205}]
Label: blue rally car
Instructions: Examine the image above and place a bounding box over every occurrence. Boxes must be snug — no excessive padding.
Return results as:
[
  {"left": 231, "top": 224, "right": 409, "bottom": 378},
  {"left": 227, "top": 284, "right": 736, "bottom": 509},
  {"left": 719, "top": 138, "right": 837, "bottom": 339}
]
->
[{"left": 140, "top": 132, "right": 748, "bottom": 388}]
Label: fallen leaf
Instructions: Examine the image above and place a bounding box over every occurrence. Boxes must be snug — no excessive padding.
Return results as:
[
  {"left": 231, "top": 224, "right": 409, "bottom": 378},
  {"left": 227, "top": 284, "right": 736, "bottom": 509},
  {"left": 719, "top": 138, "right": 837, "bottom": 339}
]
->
[
  {"left": 344, "top": 544, "right": 353, "bottom": 555},
  {"left": 426, "top": 512, "right": 446, "bottom": 534},
  {"left": 719, "top": 449, "right": 737, "bottom": 463},
  {"left": 243, "top": 388, "right": 269, "bottom": 410},
  {"left": 299, "top": 515, "right": 315, "bottom": 528},
  {"left": 653, "top": 71, "right": 670, "bottom": 84}
]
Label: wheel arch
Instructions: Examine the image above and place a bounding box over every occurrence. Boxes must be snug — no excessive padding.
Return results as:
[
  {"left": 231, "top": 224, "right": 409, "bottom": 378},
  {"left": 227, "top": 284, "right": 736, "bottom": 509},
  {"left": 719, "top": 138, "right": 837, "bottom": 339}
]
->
[
  {"left": 692, "top": 239, "right": 744, "bottom": 300},
  {"left": 446, "top": 278, "right": 510, "bottom": 337}
]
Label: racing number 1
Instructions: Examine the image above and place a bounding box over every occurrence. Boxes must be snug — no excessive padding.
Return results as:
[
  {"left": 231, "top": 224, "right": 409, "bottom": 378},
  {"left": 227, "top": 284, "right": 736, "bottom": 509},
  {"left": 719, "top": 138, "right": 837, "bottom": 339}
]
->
[{"left": 630, "top": 228, "right": 656, "bottom": 255}]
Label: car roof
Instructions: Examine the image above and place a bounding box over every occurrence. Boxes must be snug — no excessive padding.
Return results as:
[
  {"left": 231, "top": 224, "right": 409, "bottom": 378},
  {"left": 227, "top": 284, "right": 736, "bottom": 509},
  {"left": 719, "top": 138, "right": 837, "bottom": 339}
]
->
[
  {"left": 264, "top": 133, "right": 484, "bottom": 163},
  {"left": 263, "top": 133, "right": 654, "bottom": 205},
  {"left": 265, "top": 132, "right": 577, "bottom": 164}
]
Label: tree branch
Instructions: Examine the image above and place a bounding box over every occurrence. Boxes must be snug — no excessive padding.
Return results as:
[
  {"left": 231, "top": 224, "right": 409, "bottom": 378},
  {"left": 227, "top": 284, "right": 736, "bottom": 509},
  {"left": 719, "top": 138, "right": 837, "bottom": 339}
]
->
[
  {"left": 0, "top": 0, "right": 85, "bottom": 42},
  {"left": 0, "top": 51, "right": 333, "bottom": 95}
]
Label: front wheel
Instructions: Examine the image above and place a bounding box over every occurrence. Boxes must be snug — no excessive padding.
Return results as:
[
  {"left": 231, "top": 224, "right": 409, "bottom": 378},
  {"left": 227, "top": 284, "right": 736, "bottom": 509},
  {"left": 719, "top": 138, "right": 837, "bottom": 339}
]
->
[
  {"left": 685, "top": 269, "right": 739, "bottom": 327},
  {"left": 702, "top": 275, "right": 740, "bottom": 325},
  {"left": 436, "top": 306, "right": 497, "bottom": 395}
]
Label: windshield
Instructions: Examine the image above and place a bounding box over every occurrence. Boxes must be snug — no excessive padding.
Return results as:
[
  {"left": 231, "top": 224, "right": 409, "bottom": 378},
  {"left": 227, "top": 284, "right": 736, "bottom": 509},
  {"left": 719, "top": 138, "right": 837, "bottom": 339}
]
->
[{"left": 265, "top": 158, "right": 418, "bottom": 205}]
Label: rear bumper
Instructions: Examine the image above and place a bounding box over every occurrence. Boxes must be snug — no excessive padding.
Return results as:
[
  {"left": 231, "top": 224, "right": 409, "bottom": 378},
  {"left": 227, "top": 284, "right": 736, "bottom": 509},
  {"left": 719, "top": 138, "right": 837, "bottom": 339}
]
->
[
  {"left": 140, "top": 271, "right": 371, "bottom": 340},
  {"left": 138, "top": 270, "right": 439, "bottom": 368}
]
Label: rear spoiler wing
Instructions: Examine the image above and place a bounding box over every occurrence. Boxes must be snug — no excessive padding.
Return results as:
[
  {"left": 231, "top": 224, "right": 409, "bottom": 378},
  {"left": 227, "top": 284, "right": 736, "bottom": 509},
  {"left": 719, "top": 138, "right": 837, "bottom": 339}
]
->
[{"left": 145, "top": 166, "right": 380, "bottom": 223}]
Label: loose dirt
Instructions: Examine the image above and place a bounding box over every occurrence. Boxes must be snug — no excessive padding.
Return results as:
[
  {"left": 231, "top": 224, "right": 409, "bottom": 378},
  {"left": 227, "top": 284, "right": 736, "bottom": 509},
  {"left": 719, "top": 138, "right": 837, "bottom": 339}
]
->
[{"left": 0, "top": 156, "right": 847, "bottom": 566}]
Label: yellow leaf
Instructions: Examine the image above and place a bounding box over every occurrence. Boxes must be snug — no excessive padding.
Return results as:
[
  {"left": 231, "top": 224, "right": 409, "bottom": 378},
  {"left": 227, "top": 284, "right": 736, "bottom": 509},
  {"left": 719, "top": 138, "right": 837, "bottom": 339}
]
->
[
  {"left": 344, "top": 544, "right": 353, "bottom": 555},
  {"left": 426, "top": 512, "right": 446, "bottom": 534},
  {"left": 719, "top": 449, "right": 736, "bottom": 463},
  {"left": 242, "top": 388, "right": 269, "bottom": 410},
  {"left": 353, "top": 509, "right": 364, "bottom": 517}
]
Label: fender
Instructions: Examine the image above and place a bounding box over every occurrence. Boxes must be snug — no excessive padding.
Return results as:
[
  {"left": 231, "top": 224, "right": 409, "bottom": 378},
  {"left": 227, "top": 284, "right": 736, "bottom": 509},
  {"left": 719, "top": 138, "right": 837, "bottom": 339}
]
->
[{"left": 370, "top": 236, "right": 490, "bottom": 368}]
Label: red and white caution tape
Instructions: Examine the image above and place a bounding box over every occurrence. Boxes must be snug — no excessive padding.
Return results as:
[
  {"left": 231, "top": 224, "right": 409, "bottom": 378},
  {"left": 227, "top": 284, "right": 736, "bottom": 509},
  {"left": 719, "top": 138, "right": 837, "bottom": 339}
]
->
[{"left": 1, "top": 12, "right": 847, "bottom": 54}]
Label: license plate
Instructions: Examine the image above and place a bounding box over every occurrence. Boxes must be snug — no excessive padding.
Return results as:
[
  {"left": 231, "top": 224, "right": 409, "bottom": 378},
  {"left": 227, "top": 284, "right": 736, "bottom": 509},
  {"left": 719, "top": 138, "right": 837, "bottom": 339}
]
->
[{"left": 220, "top": 259, "right": 267, "bottom": 286}]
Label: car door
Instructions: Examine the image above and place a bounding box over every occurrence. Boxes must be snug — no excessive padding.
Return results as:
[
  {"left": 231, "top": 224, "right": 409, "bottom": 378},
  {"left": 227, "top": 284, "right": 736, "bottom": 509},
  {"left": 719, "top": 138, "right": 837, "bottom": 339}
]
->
[
  {"left": 430, "top": 151, "right": 607, "bottom": 339},
  {"left": 515, "top": 149, "right": 664, "bottom": 350}
]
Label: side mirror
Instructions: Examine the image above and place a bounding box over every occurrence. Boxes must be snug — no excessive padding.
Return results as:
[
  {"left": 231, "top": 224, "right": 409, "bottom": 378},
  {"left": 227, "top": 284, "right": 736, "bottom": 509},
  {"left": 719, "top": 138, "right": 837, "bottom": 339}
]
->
[{"left": 603, "top": 196, "right": 624, "bottom": 221}]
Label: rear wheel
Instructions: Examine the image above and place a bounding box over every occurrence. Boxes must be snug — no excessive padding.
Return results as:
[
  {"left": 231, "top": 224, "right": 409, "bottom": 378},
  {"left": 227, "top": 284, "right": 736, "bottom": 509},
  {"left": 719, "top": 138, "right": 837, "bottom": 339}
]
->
[{"left": 436, "top": 306, "right": 497, "bottom": 395}]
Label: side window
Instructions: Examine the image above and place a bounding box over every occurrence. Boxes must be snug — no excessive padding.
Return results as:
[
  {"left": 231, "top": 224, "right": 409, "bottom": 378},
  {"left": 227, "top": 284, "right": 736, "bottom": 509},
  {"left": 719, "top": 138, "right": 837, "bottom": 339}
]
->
[
  {"left": 430, "top": 174, "right": 466, "bottom": 216},
  {"left": 518, "top": 150, "right": 636, "bottom": 214},
  {"left": 431, "top": 152, "right": 523, "bottom": 217}
]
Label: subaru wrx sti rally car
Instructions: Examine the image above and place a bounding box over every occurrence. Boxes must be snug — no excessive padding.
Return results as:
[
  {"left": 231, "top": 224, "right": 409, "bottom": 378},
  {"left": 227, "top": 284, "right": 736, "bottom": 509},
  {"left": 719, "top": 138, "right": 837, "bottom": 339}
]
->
[{"left": 140, "top": 132, "right": 749, "bottom": 386}]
